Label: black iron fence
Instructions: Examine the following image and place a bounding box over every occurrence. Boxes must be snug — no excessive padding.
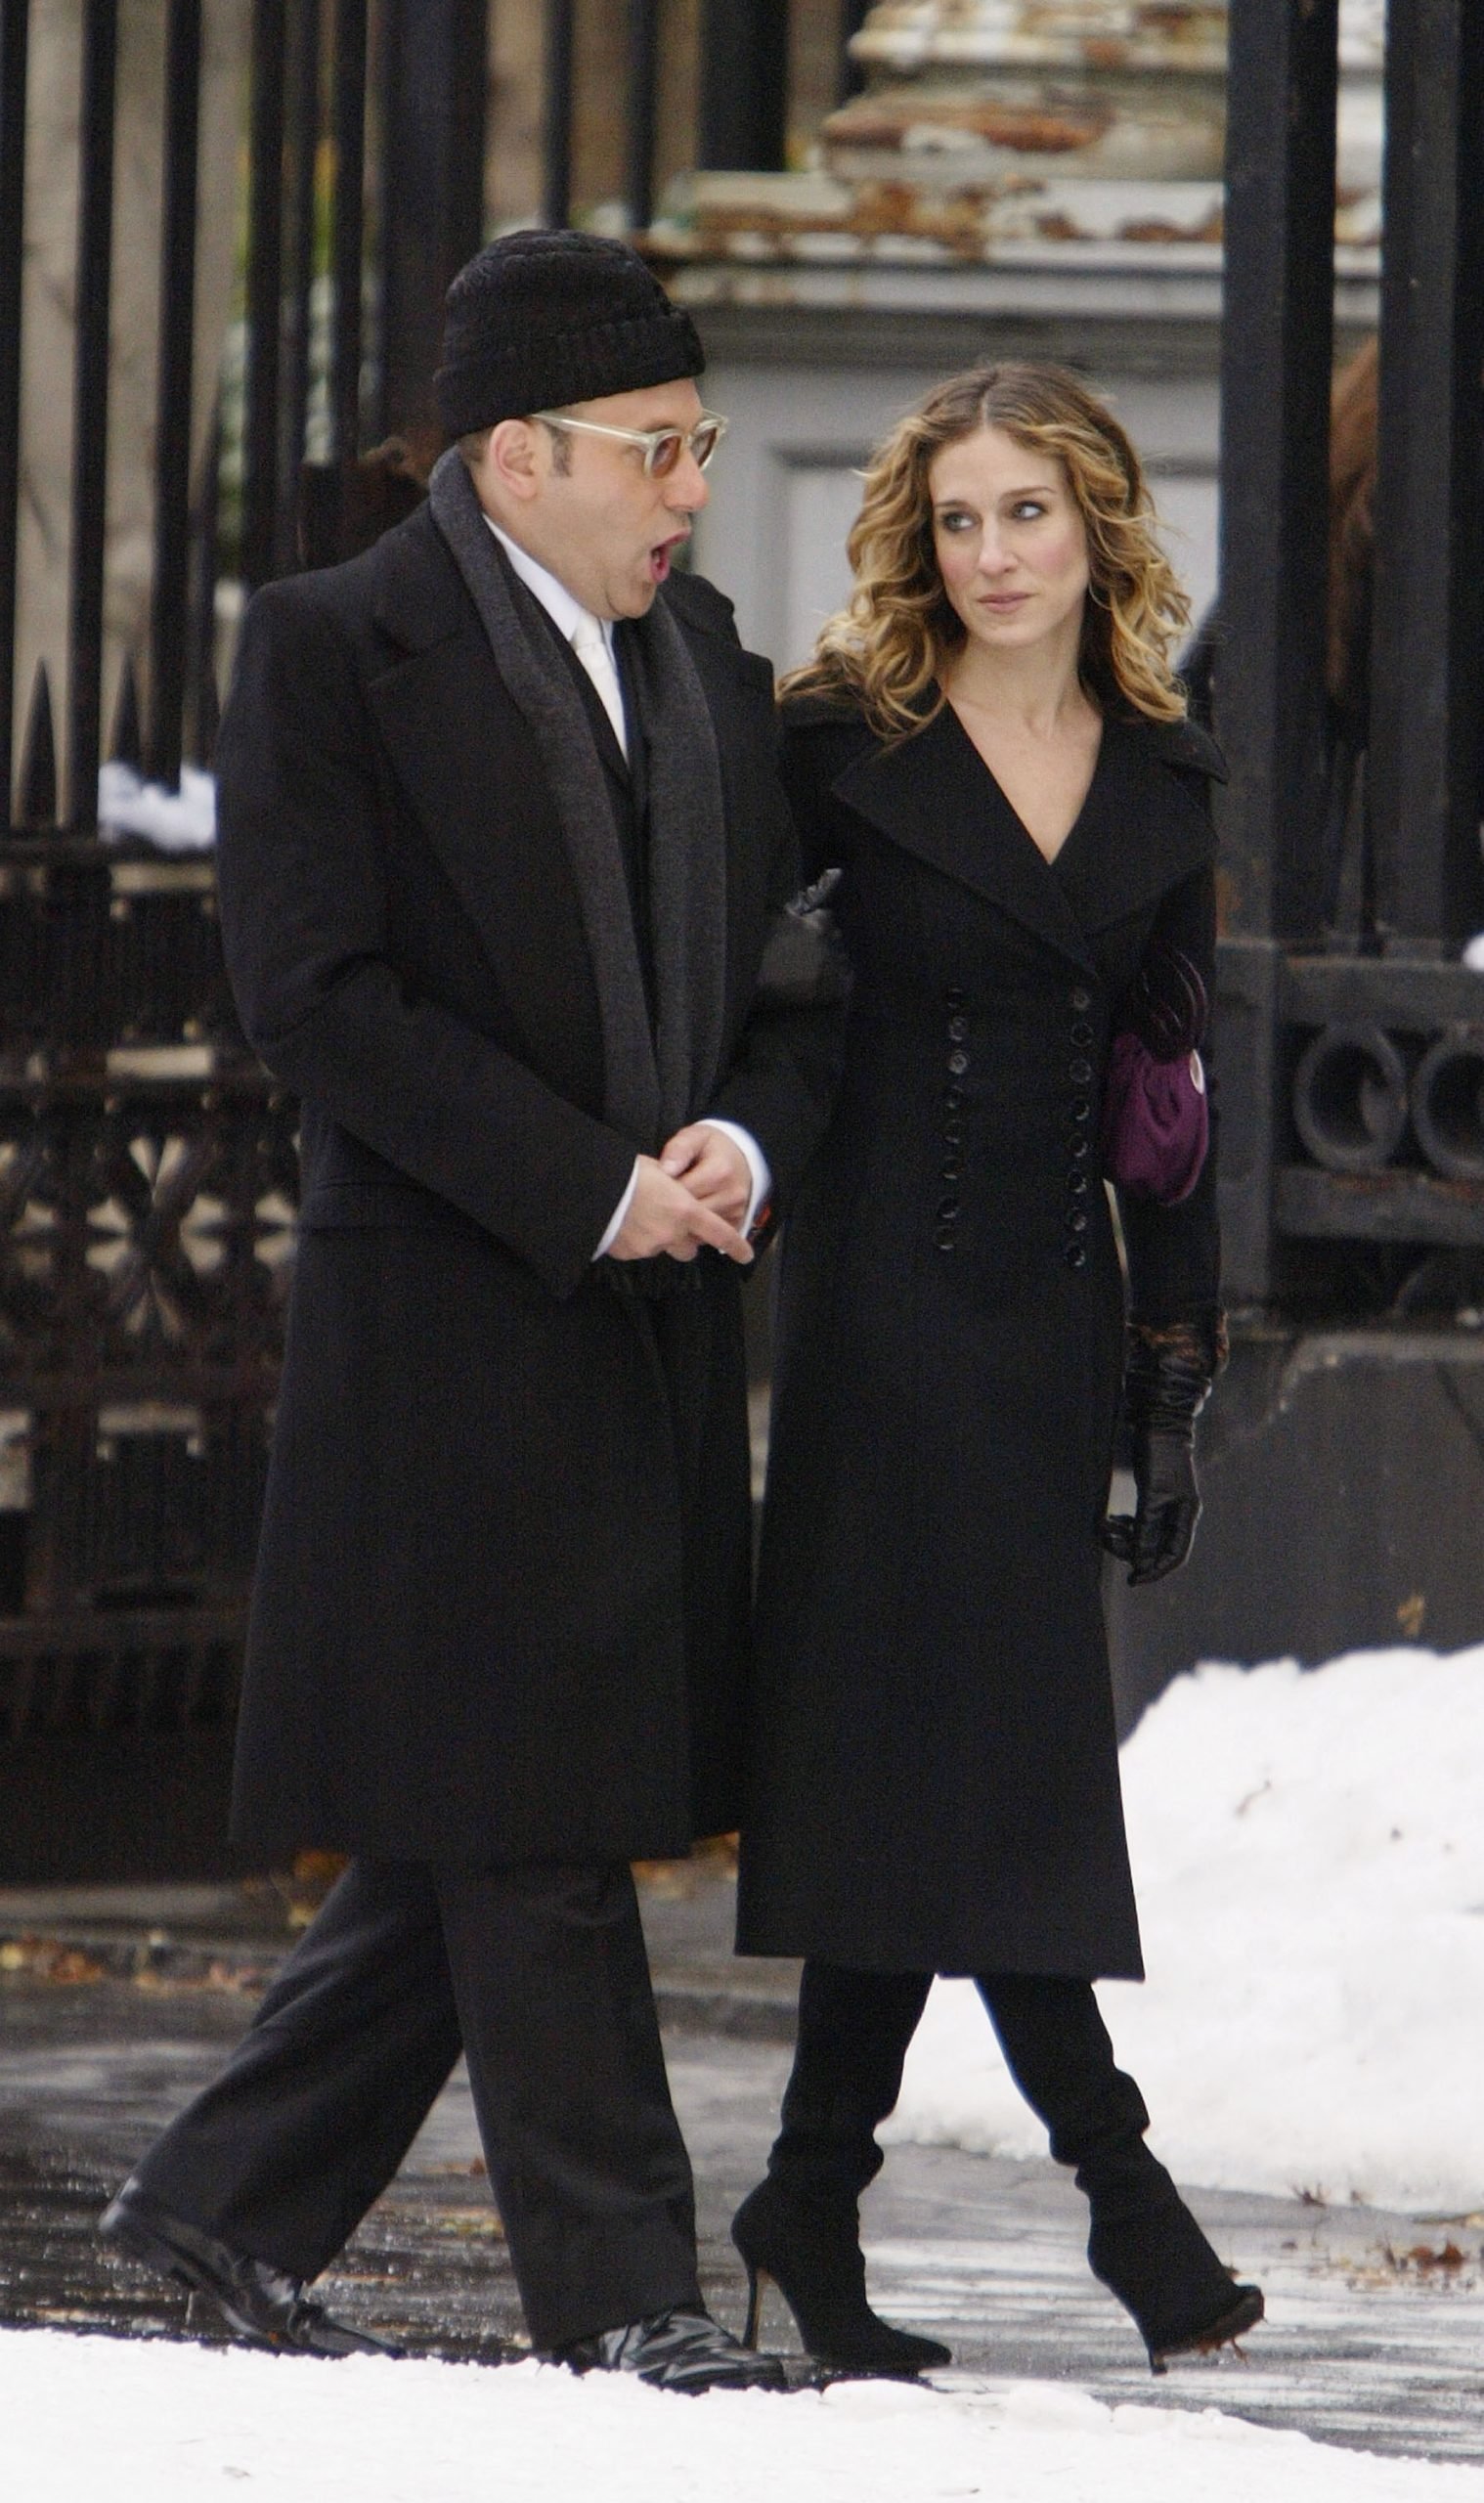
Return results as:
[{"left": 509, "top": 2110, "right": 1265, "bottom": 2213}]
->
[
  {"left": 542, "top": 1, "right": 872, "bottom": 231},
  {"left": 1213, "top": 0, "right": 1484, "bottom": 1311}
]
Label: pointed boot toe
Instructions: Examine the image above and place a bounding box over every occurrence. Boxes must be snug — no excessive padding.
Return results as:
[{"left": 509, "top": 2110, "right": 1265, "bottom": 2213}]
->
[
  {"left": 1085, "top": 2172, "right": 1263, "bottom": 2374},
  {"left": 732, "top": 2177, "right": 950, "bottom": 2377}
]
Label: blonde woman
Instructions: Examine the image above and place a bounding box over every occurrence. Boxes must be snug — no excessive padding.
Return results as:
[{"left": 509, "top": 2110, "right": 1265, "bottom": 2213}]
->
[{"left": 733, "top": 366, "right": 1261, "bottom": 2377}]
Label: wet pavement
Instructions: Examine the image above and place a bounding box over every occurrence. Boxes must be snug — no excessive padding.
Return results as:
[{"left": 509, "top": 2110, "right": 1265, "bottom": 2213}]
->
[{"left": 2, "top": 1868, "right": 1482, "bottom": 2463}]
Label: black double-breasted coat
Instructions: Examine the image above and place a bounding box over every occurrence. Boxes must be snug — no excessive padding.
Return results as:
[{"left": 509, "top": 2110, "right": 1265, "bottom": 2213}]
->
[
  {"left": 736, "top": 694, "right": 1223, "bottom": 1978},
  {"left": 213, "top": 505, "right": 840, "bottom": 1866}
]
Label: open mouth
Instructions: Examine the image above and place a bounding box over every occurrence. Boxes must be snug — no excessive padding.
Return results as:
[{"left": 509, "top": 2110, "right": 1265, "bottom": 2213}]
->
[{"left": 649, "top": 533, "right": 688, "bottom": 583}]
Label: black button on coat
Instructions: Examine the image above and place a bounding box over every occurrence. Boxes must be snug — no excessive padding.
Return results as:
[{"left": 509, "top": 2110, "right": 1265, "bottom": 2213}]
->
[
  {"left": 737, "top": 696, "right": 1224, "bottom": 1977},
  {"left": 212, "top": 506, "right": 843, "bottom": 1867}
]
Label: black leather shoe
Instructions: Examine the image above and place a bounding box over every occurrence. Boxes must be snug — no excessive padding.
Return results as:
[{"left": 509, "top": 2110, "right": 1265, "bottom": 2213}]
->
[
  {"left": 100, "top": 2176, "right": 399, "bottom": 2358},
  {"left": 554, "top": 2305, "right": 788, "bottom": 2394},
  {"left": 732, "top": 2177, "right": 951, "bottom": 2376}
]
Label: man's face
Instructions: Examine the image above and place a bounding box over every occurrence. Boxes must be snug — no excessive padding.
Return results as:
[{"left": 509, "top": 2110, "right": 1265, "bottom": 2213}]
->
[{"left": 474, "top": 378, "right": 712, "bottom": 620}]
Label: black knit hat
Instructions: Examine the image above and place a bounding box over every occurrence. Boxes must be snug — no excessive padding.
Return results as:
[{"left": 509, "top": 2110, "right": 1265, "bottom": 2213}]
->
[{"left": 435, "top": 230, "right": 705, "bottom": 439}]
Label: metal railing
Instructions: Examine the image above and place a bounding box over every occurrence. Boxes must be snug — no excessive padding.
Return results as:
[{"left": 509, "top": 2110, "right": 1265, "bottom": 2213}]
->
[{"left": 1214, "top": 0, "right": 1484, "bottom": 1311}]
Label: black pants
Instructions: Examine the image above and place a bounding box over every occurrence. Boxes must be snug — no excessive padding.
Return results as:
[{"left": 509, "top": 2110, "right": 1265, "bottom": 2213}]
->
[
  {"left": 767, "top": 1960, "right": 1151, "bottom": 2205},
  {"left": 130, "top": 1858, "right": 701, "bottom": 2351}
]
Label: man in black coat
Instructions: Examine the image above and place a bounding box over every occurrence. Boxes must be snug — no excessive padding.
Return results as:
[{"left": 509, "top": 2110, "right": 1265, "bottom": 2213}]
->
[{"left": 100, "top": 233, "right": 841, "bottom": 2393}]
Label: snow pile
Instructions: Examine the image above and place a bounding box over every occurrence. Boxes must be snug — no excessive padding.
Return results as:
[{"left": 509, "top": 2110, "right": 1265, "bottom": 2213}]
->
[
  {"left": 888, "top": 1647, "right": 1484, "bottom": 2213},
  {"left": 5, "top": 2330, "right": 1483, "bottom": 2503}
]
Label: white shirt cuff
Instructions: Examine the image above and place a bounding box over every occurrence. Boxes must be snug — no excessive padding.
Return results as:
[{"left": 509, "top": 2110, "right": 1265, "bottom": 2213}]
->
[
  {"left": 696, "top": 1120, "right": 772, "bottom": 1236},
  {"left": 591, "top": 1159, "right": 640, "bottom": 1260},
  {"left": 590, "top": 1127, "right": 772, "bottom": 1262}
]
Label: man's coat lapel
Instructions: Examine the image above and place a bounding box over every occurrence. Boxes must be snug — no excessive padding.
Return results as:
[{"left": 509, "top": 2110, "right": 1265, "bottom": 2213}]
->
[{"left": 364, "top": 511, "right": 601, "bottom": 1070}]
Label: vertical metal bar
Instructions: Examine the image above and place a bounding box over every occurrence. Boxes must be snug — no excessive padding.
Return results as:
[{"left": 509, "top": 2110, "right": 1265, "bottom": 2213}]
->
[
  {"left": 837, "top": 0, "right": 872, "bottom": 105},
  {"left": 109, "top": 651, "right": 141, "bottom": 769},
  {"left": 543, "top": 0, "right": 575, "bottom": 230},
  {"left": 194, "top": 637, "right": 219, "bottom": 764},
  {"left": 1213, "top": 0, "right": 1339, "bottom": 946},
  {"left": 699, "top": 0, "right": 789, "bottom": 171},
  {"left": 626, "top": 0, "right": 660, "bottom": 234},
  {"left": 0, "top": 0, "right": 30, "bottom": 829},
  {"left": 147, "top": 0, "right": 202, "bottom": 790},
  {"left": 330, "top": 0, "right": 367, "bottom": 465},
  {"left": 278, "top": 0, "right": 322, "bottom": 572},
  {"left": 448, "top": 0, "right": 489, "bottom": 263},
  {"left": 67, "top": 0, "right": 119, "bottom": 830},
  {"left": 241, "top": 0, "right": 286, "bottom": 589},
  {"left": 187, "top": 401, "right": 220, "bottom": 766},
  {"left": 1368, "top": 0, "right": 1484, "bottom": 951},
  {"left": 378, "top": 0, "right": 488, "bottom": 440},
  {"left": 19, "top": 660, "right": 56, "bottom": 827}
]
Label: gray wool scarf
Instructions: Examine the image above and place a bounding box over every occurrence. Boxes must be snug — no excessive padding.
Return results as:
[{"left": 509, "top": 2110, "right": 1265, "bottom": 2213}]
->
[{"left": 428, "top": 447, "right": 728, "bottom": 1150}]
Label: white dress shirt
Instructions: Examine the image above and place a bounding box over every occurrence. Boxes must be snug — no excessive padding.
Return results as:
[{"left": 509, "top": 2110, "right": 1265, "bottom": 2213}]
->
[{"left": 485, "top": 519, "right": 771, "bottom": 1257}]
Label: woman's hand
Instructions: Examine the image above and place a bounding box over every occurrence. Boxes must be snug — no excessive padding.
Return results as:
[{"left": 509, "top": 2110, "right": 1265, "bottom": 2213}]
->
[
  {"left": 1101, "top": 1315, "right": 1225, "bottom": 1585},
  {"left": 1101, "top": 1433, "right": 1200, "bottom": 1584}
]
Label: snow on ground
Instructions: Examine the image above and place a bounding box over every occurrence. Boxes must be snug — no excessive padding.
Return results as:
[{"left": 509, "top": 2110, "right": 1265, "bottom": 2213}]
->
[
  {"left": 7, "top": 2329, "right": 1484, "bottom": 2503},
  {"left": 888, "top": 1646, "right": 1484, "bottom": 2214}
]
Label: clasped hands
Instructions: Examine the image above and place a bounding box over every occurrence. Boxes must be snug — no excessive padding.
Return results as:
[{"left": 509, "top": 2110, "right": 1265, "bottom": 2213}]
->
[{"left": 608, "top": 1124, "right": 755, "bottom": 1266}]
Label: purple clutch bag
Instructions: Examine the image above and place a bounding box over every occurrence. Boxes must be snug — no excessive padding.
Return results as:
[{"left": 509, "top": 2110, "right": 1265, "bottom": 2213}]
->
[{"left": 1100, "top": 944, "right": 1209, "bottom": 1206}]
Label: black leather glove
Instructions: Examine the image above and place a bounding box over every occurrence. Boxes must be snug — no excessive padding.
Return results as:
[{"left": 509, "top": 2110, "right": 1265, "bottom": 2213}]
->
[
  {"left": 755, "top": 867, "right": 853, "bottom": 1009},
  {"left": 1101, "top": 1313, "right": 1226, "bottom": 1586}
]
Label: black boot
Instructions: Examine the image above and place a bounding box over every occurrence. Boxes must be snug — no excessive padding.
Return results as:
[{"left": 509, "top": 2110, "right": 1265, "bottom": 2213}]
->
[
  {"left": 1079, "top": 2140, "right": 1263, "bottom": 2371},
  {"left": 979, "top": 1974, "right": 1263, "bottom": 2373},
  {"left": 737, "top": 1961, "right": 950, "bottom": 2375},
  {"left": 732, "top": 2174, "right": 950, "bottom": 2376}
]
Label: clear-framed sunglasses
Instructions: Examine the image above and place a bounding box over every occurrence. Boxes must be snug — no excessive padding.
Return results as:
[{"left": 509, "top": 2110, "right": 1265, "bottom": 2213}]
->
[{"left": 533, "top": 409, "right": 728, "bottom": 478}]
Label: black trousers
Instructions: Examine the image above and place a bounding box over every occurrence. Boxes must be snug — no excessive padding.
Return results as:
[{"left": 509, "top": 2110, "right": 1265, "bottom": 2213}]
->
[
  {"left": 130, "top": 1858, "right": 701, "bottom": 2351},
  {"left": 767, "top": 1960, "right": 1151, "bottom": 2204}
]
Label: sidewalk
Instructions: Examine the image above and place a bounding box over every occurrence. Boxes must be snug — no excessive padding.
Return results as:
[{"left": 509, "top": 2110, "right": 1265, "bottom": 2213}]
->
[
  {"left": 2, "top": 1865, "right": 1482, "bottom": 2467},
  {"left": 0, "top": 1858, "right": 801, "bottom": 2038}
]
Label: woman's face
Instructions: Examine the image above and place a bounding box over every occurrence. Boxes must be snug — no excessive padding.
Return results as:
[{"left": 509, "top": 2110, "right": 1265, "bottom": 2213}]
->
[{"left": 929, "top": 425, "right": 1091, "bottom": 661}]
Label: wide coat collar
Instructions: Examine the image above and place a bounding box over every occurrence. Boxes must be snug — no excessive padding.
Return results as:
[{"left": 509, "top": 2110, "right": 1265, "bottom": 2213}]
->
[
  {"left": 356, "top": 506, "right": 770, "bottom": 1069},
  {"left": 825, "top": 697, "right": 1221, "bottom": 975}
]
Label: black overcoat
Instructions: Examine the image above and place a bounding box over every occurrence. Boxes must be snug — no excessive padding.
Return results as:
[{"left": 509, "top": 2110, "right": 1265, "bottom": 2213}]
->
[
  {"left": 736, "top": 695, "right": 1223, "bottom": 1977},
  {"left": 213, "top": 505, "right": 840, "bottom": 1866}
]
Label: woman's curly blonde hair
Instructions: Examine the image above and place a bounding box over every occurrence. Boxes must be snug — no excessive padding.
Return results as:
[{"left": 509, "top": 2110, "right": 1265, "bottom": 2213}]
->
[{"left": 782, "top": 362, "right": 1191, "bottom": 739}]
